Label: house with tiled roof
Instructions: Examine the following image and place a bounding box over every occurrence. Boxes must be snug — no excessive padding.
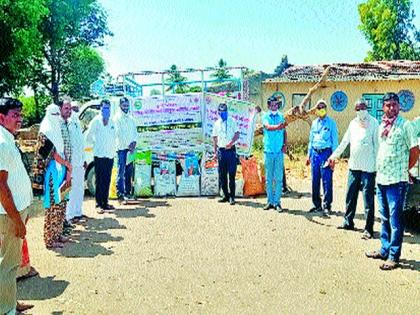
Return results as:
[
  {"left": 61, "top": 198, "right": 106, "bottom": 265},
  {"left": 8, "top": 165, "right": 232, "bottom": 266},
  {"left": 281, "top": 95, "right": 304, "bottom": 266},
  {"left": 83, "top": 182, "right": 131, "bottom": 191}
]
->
[{"left": 261, "top": 60, "right": 420, "bottom": 145}]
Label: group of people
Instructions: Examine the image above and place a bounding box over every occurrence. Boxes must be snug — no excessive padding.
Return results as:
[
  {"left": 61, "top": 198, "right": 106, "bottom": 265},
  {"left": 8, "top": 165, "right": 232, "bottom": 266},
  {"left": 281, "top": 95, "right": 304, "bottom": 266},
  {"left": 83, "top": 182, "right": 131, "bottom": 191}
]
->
[
  {"left": 213, "top": 92, "right": 420, "bottom": 271},
  {"left": 307, "top": 93, "right": 419, "bottom": 271},
  {"left": 0, "top": 96, "right": 137, "bottom": 315},
  {"left": 0, "top": 92, "right": 419, "bottom": 314}
]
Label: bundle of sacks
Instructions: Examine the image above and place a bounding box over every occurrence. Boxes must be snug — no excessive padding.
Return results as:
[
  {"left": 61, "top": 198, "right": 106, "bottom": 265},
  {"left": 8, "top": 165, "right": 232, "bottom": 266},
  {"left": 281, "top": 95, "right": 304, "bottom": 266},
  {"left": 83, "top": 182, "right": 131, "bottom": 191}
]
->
[
  {"left": 240, "top": 157, "right": 265, "bottom": 197},
  {"left": 133, "top": 150, "right": 153, "bottom": 197},
  {"left": 177, "top": 153, "right": 201, "bottom": 197}
]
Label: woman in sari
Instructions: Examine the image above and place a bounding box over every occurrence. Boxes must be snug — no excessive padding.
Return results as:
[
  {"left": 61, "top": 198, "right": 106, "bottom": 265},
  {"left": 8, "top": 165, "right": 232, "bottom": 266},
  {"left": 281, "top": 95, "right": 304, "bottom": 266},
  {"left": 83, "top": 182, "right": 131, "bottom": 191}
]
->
[{"left": 36, "top": 104, "right": 72, "bottom": 249}]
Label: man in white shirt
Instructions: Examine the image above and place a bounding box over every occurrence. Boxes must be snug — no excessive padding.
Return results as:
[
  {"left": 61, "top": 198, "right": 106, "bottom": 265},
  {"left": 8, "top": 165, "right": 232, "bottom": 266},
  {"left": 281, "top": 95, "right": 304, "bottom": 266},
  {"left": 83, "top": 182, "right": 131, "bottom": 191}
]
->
[
  {"left": 0, "top": 98, "right": 34, "bottom": 315},
  {"left": 66, "top": 101, "right": 87, "bottom": 223},
  {"left": 328, "top": 100, "right": 379, "bottom": 239},
  {"left": 212, "top": 103, "right": 240, "bottom": 205},
  {"left": 85, "top": 100, "right": 116, "bottom": 213},
  {"left": 113, "top": 97, "right": 137, "bottom": 204}
]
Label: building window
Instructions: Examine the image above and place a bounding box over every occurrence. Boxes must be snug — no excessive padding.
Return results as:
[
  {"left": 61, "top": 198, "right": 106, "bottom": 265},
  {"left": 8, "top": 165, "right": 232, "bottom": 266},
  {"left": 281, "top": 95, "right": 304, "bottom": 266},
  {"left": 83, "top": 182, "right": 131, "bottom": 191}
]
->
[
  {"left": 292, "top": 94, "right": 311, "bottom": 109},
  {"left": 362, "top": 94, "right": 384, "bottom": 121}
]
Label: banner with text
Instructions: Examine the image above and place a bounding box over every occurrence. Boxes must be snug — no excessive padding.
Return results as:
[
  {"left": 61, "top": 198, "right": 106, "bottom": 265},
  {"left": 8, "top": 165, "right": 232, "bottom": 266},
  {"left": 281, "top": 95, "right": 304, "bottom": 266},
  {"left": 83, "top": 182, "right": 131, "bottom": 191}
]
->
[
  {"left": 132, "top": 94, "right": 203, "bottom": 153},
  {"left": 203, "top": 93, "right": 257, "bottom": 156}
]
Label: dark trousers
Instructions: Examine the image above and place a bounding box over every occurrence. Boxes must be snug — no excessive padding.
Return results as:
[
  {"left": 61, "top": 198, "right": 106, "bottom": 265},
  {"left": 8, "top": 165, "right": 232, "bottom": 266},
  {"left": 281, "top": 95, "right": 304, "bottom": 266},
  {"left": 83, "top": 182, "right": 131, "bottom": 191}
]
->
[
  {"left": 117, "top": 149, "right": 134, "bottom": 198},
  {"left": 94, "top": 157, "right": 113, "bottom": 208},
  {"left": 343, "top": 170, "right": 376, "bottom": 233},
  {"left": 311, "top": 148, "right": 333, "bottom": 210},
  {"left": 218, "top": 148, "right": 237, "bottom": 199}
]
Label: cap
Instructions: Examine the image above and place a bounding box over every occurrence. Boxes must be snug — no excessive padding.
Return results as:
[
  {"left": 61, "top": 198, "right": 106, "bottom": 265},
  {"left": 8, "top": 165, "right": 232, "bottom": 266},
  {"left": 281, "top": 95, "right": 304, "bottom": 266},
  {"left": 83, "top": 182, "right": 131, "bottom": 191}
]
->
[{"left": 316, "top": 99, "right": 327, "bottom": 108}]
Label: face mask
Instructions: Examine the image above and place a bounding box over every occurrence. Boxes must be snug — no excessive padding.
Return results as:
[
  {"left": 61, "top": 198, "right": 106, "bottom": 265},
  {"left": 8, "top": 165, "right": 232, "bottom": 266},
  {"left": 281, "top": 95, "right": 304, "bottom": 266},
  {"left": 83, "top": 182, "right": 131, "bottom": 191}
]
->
[
  {"left": 316, "top": 108, "right": 327, "bottom": 118},
  {"left": 357, "top": 110, "right": 369, "bottom": 120},
  {"left": 120, "top": 104, "right": 129, "bottom": 114},
  {"left": 220, "top": 111, "right": 228, "bottom": 121},
  {"left": 101, "top": 107, "right": 111, "bottom": 120}
]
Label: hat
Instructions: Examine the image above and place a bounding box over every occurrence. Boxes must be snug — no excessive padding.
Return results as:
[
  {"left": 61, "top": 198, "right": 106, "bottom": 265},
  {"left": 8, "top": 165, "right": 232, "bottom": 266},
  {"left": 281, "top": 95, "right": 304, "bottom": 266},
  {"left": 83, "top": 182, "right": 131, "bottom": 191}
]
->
[
  {"left": 218, "top": 103, "right": 228, "bottom": 111},
  {"left": 316, "top": 99, "right": 327, "bottom": 108}
]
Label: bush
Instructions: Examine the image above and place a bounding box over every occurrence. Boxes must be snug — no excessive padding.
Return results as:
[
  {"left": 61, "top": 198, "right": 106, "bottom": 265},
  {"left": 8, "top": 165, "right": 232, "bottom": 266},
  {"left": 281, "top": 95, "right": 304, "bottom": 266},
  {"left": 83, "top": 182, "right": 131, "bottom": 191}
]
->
[{"left": 19, "top": 95, "right": 51, "bottom": 127}]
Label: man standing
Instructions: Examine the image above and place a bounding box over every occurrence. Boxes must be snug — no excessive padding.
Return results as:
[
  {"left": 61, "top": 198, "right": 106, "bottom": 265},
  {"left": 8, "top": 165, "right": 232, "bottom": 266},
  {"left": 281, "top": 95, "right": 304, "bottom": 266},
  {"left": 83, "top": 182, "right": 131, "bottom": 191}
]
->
[
  {"left": 328, "top": 100, "right": 379, "bottom": 239},
  {"left": 212, "top": 103, "right": 240, "bottom": 205},
  {"left": 0, "top": 98, "right": 34, "bottom": 315},
  {"left": 306, "top": 100, "right": 339, "bottom": 216},
  {"left": 114, "top": 97, "right": 137, "bottom": 204},
  {"left": 66, "top": 101, "right": 87, "bottom": 223},
  {"left": 85, "top": 99, "right": 116, "bottom": 213},
  {"left": 262, "top": 96, "right": 287, "bottom": 212},
  {"left": 366, "top": 93, "right": 419, "bottom": 271}
]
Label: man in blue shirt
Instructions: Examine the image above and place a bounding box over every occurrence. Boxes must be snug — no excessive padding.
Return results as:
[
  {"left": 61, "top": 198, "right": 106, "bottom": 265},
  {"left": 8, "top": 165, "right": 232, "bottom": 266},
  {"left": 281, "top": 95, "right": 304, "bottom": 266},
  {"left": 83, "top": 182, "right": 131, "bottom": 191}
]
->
[
  {"left": 262, "top": 96, "right": 287, "bottom": 212},
  {"left": 306, "top": 100, "right": 339, "bottom": 216}
]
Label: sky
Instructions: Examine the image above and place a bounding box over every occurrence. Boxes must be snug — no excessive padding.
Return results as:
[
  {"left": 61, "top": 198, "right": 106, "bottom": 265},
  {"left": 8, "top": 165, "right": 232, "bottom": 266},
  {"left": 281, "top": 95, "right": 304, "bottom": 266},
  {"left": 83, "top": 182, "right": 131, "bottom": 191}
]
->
[{"left": 98, "top": 0, "right": 420, "bottom": 79}]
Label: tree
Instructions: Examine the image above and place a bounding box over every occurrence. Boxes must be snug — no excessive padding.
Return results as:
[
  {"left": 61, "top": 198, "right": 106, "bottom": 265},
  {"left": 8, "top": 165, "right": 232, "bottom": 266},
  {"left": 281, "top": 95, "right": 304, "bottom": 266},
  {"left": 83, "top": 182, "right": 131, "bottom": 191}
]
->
[
  {"left": 61, "top": 44, "right": 105, "bottom": 100},
  {"left": 188, "top": 86, "right": 202, "bottom": 93},
  {"left": 32, "top": 0, "right": 112, "bottom": 102},
  {"left": 273, "top": 55, "right": 291, "bottom": 76},
  {"left": 210, "top": 59, "right": 232, "bottom": 81},
  {"left": 0, "top": 0, "right": 47, "bottom": 96},
  {"left": 358, "top": 0, "right": 420, "bottom": 61},
  {"left": 165, "top": 64, "right": 189, "bottom": 93}
]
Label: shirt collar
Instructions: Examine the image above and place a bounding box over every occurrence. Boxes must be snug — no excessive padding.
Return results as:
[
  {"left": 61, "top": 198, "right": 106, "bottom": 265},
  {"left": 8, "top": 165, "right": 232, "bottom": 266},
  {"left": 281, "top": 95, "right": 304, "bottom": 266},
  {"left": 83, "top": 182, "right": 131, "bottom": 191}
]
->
[{"left": 0, "top": 125, "right": 15, "bottom": 142}]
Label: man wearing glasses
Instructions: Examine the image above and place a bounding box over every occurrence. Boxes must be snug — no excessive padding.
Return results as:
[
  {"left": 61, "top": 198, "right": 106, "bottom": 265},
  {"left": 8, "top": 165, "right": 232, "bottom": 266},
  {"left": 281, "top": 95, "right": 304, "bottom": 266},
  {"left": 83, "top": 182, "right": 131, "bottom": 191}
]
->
[
  {"left": 306, "top": 100, "right": 339, "bottom": 216},
  {"left": 212, "top": 103, "right": 240, "bottom": 205},
  {"left": 0, "top": 98, "right": 34, "bottom": 315},
  {"left": 328, "top": 100, "right": 379, "bottom": 239}
]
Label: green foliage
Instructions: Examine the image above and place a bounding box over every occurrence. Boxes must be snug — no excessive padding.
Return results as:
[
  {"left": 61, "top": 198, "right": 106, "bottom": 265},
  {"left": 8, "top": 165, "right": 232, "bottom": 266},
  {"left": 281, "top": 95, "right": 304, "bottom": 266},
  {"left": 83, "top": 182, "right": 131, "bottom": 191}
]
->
[
  {"left": 19, "top": 94, "right": 52, "bottom": 127},
  {"left": 0, "top": 0, "right": 48, "bottom": 96},
  {"left": 358, "top": 0, "right": 420, "bottom": 61},
  {"left": 210, "top": 59, "right": 232, "bottom": 81},
  {"left": 188, "top": 86, "right": 202, "bottom": 93},
  {"left": 165, "top": 65, "right": 189, "bottom": 93},
  {"left": 273, "top": 55, "right": 291, "bottom": 76},
  {"left": 31, "top": 0, "right": 112, "bottom": 102},
  {"left": 62, "top": 44, "right": 105, "bottom": 100}
]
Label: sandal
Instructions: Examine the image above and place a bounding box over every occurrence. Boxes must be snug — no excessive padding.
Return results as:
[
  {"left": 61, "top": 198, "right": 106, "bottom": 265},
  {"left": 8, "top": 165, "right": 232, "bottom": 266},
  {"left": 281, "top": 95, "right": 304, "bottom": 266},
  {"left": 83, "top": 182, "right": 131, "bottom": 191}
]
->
[
  {"left": 361, "top": 231, "right": 373, "bottom": 240},
  {"left": 16, "top": 301, "right": 34, "bottom": 312},
  {"left": 365, "top": 251, "right": 386, "bottom": 260},
  {"left": 380, "top": 260, "right": 399, "bottom": 271},
  {"left": 47, "top": 241, "right": 64, "bottom": 249},
  {"left": 17, "top": 266, "right": 39, "bottom": 282},
  {"left": 59, "top": 235, "right": 71, "bottom": 243}
]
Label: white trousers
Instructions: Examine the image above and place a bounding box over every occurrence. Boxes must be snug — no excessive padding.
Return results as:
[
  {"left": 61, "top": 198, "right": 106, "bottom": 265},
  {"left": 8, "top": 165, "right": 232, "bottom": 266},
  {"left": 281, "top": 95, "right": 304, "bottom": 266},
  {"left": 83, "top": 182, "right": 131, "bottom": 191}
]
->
[{"left": 66, "top": 165, "right": 85, "bottom": 220}]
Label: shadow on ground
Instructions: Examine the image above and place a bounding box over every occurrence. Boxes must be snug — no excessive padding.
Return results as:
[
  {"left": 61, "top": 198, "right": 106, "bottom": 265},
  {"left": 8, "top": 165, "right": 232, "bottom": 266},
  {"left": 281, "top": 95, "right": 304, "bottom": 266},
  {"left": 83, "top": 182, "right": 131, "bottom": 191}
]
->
[
  {"left": 56, "top": 217, "right": 125, "bottom": 258},
  {"left": 115, "top": 207, "right": 156, "bottom": 219},
  {"left": 399, "top": 258, "right": 420, "bottom": 272},
  {"left": 17, "top": 275, "right": 69, "bottom": 300}
]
